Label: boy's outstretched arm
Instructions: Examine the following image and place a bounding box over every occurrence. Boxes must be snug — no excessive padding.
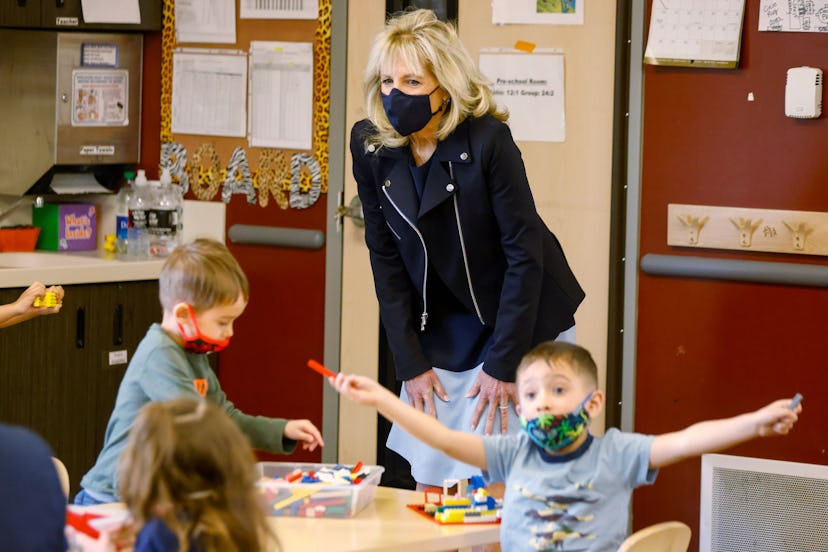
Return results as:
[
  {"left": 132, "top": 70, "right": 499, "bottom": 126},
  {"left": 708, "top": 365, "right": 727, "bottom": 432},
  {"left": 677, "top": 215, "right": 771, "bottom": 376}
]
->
[
  {"left": 331, "top": 373, "right": 487, "bottom": 470},
  {"left": 649, "top": 398, "right": 802, "bottom": 469}
]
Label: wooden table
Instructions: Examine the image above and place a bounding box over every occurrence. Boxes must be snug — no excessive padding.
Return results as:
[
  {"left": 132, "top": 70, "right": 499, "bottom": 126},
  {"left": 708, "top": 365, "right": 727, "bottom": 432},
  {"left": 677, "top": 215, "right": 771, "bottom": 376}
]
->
[
  {"left": 271, "top": 486, "right": 500, "bottom": 552},
  {"left": 73, "top": 487, "right": 500, "bottom": 552}
]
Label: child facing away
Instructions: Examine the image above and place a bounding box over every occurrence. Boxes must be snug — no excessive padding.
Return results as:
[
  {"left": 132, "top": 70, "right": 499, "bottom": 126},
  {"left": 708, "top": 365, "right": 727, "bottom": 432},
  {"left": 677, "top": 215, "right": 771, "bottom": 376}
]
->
[
  {"left": 76, "top": 238, "right": 323, "bottom": 505},
  {"left": 119, "top": 398, "right": 278, "bottom": 552},
  {"left": 0, "top": 281, "right": 64, "bottom": 328},
  {"left": 331, "top": 341, "right": 802, "bottom": 551},
  {"left": 66, "top": 399, "right": 276, "bottom": 552}
]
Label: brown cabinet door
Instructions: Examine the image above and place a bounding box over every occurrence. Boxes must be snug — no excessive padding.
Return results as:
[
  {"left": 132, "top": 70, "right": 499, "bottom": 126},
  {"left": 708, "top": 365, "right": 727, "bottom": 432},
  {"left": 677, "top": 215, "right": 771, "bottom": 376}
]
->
[
  {"left": 0, "top": 280, "right": 159, "bottom": 497},
  {"left": 41, "top": 0, "right": 161, "bottom": 31},
  {"left": 0, "top": 0, "right": 42, "bottom": 28},
  {"left": 0, "top": 284, "right": 96, "bottom": 497}
]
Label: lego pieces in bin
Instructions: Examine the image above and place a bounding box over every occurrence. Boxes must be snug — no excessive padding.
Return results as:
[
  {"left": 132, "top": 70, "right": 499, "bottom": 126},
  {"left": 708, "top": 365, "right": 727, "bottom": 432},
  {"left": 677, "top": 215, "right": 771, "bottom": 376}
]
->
[
  {"left": 256, "top": 462, "right": 376, "bottom": 518},
  {"left": 301, "top": 463, "right": 370, "bottom": 485}
]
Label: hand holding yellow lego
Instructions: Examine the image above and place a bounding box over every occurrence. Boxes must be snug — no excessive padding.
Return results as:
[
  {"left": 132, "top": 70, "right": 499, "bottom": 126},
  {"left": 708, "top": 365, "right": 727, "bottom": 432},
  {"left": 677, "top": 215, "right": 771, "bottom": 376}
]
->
[{"left": 0, "top": 282, "right": 64, "bottom": 328}]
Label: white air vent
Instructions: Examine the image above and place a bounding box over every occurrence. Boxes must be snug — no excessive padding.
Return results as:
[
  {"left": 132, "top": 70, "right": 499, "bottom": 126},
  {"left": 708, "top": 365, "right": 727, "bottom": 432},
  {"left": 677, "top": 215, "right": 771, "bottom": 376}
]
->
[{"left": 700, "top": 454, "right": 828, "bottom": 552}]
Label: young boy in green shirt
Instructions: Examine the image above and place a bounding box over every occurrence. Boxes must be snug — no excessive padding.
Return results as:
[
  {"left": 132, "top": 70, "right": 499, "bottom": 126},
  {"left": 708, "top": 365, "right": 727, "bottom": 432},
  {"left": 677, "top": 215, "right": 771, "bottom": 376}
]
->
[{"left": 76, "top": 239, "right": 323, "bottom": 505}]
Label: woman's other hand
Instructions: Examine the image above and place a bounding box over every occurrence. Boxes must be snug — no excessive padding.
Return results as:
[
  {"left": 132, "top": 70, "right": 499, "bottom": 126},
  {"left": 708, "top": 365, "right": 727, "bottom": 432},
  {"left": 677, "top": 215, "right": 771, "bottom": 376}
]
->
[
  {"left": 466, "top": 371, "right": 518, "bottom": 435},
  {"left": 403, "top": 369, "right": 449, "bottom": 417}
]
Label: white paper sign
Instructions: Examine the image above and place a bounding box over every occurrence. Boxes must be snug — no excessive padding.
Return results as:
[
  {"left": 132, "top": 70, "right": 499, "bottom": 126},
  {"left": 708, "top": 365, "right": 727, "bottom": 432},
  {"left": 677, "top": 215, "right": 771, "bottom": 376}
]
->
[
  {"left": 80, "top": 0, "right": 140, "bottom": 24},
  {"left": 175, "top": 0, "right": 236, "bottom": 44},
  {"left": 479, "top": 50, "right": 565, "bottom": 142},
  {"left": 240, "top": 0, "right": 319, "bottom": 20},
  {"left": 248, "top": 42, "right": 314, "bottom": 150},
  {"left": 172, "top": 49, "right": 248, "bottom": 137}
]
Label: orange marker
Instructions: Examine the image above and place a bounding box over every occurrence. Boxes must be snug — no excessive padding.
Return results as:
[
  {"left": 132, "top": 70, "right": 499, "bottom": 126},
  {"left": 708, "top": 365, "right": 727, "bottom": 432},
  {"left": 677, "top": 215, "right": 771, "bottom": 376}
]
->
[{"left": 307, "top": 359, "right": 335, "bottom": 378}]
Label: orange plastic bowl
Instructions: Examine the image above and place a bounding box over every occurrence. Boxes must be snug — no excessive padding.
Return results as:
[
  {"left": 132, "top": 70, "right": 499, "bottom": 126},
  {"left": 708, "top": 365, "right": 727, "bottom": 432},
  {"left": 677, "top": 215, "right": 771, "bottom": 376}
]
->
[{"left": 0, "top": 226, "right": 41, "bottom": 252}]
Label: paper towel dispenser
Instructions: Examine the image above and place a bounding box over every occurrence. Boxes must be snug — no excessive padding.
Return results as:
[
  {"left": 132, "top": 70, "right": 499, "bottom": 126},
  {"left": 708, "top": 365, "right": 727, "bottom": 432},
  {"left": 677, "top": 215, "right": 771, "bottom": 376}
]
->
[{"left": 0, "top": 29, "right": 142, "bottom": 195}]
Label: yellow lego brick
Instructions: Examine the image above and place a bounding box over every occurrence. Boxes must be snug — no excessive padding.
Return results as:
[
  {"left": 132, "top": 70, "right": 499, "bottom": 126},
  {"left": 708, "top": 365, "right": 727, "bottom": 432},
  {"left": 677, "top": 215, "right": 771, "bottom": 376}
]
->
[{"left": 33, "top": 292, "right": 58, "bottom": 308}]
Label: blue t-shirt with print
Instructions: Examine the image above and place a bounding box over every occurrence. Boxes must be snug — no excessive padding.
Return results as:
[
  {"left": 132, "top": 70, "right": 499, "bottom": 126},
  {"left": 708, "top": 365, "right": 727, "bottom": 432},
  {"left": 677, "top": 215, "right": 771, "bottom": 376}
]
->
[{"left": 483, "top": 428, "right": 657, "bottom": 552}]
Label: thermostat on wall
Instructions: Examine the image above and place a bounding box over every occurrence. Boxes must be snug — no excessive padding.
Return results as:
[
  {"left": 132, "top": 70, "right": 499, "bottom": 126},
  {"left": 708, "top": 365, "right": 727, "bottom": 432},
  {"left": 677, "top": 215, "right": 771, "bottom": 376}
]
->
[{"left": 785, "top": 66, "right": 822, "bottom": 118}]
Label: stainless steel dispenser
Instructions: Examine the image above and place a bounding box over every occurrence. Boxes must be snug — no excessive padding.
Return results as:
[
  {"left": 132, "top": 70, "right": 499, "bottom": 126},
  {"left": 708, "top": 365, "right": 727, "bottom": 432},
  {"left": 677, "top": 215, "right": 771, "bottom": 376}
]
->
[{"left": 0, "top": 29, "right": 142, "bottom": 195}]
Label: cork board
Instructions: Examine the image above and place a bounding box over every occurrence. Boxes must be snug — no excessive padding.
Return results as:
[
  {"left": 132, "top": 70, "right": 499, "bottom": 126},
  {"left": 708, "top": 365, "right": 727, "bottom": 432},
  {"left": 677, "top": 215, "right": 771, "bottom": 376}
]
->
[{"left": 158, "top": 0, "right": 331, "bottom": 208}]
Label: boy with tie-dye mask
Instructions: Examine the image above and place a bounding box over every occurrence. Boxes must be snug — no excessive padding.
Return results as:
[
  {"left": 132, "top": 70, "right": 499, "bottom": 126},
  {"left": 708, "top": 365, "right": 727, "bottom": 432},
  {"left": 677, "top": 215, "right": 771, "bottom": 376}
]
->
[{"left": 331, "top": 341, "right": 801, "bottom": 551}]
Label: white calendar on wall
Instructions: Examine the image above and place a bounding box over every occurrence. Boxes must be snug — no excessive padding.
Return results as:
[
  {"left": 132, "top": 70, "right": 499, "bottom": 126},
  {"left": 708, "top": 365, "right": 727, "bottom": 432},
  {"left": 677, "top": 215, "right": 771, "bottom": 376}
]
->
[{"left": 644, "top": 0, "right": 746, "bottom": 68}]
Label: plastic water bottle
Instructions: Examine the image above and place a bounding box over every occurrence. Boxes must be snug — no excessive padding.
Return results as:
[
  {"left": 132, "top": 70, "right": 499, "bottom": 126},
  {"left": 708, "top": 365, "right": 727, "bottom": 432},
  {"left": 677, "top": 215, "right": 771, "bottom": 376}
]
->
[
  {"left": 148, "top": 167, "right": 181, "bottom": 257},
  {"left": 127, "top": 169, "right": 150, "bottom": 260},
  {"left": 115, "top": 171, "right": 134, "bottom": 256}
]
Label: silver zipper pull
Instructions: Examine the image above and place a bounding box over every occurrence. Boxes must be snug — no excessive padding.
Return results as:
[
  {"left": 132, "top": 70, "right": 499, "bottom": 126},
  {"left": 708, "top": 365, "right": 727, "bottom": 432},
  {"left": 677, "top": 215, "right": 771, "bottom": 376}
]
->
[{"left": 420, "top": 312, "right": 428, "bottom": 331}]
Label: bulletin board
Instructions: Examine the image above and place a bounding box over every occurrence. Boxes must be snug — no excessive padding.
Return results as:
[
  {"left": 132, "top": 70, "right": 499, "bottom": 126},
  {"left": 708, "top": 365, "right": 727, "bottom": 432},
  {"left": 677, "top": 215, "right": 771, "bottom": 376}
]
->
[{"left": 158, "top": 0, "right": 331, "bottom": 210}]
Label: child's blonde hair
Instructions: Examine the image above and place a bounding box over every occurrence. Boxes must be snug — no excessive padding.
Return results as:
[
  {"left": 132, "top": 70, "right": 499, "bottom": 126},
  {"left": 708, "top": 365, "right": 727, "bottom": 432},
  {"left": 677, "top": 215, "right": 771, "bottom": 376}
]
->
[
  {"left": 118, "top": 398, "right": 276, "bottom": 552},
  {"left": 158, "top": 239, "right": 249, "bottom": 313},
  {"left": 516, "top": 341, "right": 599, "bottom": 389}
]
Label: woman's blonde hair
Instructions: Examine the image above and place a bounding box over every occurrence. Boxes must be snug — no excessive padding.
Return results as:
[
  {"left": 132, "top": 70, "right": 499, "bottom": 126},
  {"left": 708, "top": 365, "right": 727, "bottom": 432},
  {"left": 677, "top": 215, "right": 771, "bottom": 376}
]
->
[
  {"left": 363, "top": 8, "right": 507, "bottom": 150},
  {"left": 158, "top": 238, "right": 249, "bottom": 313},
  {"left": 118, "top": 398, "right": 277, "bottom": 552}
]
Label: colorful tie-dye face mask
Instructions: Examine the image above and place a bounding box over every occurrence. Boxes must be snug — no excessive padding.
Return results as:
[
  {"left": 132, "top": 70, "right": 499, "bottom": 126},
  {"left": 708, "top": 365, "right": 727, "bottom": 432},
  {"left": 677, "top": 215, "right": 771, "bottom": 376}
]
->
[{"left": 519, "top": 392, "right": 592, "bottom": 452}]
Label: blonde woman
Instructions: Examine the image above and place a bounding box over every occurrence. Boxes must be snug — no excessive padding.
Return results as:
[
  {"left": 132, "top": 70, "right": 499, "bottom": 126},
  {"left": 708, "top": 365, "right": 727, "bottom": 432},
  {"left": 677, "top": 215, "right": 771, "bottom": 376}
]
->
[{"left": 351, "top": 9, "right": 584, "bottom": 488}]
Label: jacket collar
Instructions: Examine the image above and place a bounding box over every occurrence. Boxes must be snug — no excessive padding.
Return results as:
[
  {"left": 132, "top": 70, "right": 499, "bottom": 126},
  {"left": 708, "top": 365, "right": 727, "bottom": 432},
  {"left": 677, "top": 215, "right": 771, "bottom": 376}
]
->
[
  {"left": 375, "top": 118, "right": 474, "bottom": 219},
  {"left": 374, "top": 117, "right": 474, "bottom": 165}
]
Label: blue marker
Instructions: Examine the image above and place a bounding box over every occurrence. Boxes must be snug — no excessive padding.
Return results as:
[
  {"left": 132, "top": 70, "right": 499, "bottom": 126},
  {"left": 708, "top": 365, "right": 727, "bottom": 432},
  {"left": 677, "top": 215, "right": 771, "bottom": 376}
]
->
[{"left": 788, "top": 393, "right": 803, "bottom": 410}]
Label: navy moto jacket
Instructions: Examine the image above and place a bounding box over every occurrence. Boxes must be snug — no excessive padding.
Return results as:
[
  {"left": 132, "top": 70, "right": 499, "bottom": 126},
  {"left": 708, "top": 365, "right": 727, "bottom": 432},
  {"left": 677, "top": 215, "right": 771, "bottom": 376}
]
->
[{"left": 351, "top": 114, "right": 585, "bottom": 382}]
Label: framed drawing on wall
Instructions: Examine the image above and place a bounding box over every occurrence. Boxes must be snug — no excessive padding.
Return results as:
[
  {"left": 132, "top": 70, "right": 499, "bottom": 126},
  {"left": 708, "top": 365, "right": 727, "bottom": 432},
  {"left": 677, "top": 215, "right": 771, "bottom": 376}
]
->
[{"left": 385, "top": 0, "right": 458, "bottom": 23}]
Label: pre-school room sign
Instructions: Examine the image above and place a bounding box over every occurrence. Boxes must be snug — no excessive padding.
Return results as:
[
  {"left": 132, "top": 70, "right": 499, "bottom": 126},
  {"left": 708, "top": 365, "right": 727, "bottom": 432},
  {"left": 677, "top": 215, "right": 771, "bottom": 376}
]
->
[{"left": 479, "top": 49, "right": 565, "bottom": 142}]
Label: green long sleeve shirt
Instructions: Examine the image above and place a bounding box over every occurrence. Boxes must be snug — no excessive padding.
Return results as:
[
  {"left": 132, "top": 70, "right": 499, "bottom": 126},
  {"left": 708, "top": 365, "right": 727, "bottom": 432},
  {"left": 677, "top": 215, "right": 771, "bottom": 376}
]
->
[{"left": 80, "top": 323, "right": 295, "bottom": 499}]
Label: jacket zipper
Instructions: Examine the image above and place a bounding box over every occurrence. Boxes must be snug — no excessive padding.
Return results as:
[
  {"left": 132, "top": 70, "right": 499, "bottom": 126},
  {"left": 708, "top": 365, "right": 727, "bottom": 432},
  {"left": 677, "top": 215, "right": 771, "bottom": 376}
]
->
[
  {"left": 382, "top": 187, "right": 429, "bottom": 331},
  {"left": 449, "top": 161, "right": 484, "bottom": 325}
]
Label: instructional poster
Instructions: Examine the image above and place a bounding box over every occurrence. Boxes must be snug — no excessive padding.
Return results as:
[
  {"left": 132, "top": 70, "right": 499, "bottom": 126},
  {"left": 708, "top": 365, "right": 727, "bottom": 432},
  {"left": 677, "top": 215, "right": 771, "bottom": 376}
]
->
[
  {"left": 71, "top": 69, "right": 129, "bottom": 126},
  {"left": 478, "top": 50, "right": 565, "bottom": 142},
  {"left": 759, "top": 0, "right": 828, "bottom": 32}
]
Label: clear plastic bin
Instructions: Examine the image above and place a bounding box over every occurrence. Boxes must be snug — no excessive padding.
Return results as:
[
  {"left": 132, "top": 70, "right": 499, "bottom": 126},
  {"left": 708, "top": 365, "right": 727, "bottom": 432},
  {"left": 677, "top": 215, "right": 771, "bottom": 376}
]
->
[{"left": 256, "top": 462, "right": 384, "bottom": 518}]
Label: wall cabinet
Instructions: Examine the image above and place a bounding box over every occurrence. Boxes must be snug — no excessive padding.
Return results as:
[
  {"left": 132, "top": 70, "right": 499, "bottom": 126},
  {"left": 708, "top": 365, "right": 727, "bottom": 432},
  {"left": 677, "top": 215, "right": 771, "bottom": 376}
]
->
[
  {"left": 0, "top": 0, "right": 161, "bottom": 31},
  {"left": 0, "top": 280, "right": 160, "bottom": 497}
]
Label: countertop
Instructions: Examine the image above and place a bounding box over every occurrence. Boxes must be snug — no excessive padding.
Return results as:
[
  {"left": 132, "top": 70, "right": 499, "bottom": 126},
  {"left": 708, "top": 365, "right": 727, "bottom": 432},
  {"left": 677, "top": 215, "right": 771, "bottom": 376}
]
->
[
  {"left": 0, "top": 198, "right": 224, "bottom": 288},
  {"left": 0, "top": 251, "right": 164, "bottom": 288}
]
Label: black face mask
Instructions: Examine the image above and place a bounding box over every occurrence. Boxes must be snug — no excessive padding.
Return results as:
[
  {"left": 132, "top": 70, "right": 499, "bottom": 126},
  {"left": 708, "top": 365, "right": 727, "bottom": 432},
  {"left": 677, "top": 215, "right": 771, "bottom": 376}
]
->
[{"left": 381, "top": 86, "right": 443, "bottom": 136}]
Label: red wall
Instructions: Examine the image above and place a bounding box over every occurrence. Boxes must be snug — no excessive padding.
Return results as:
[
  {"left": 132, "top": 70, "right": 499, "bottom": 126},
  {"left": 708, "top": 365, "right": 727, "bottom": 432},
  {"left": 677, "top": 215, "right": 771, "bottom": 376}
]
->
[
  {"left": 217, "top": 198, "right": 327, "bottom": 464},
  {"left": 634, "top": 1, "right": 828, "bottom": 548},
  {"left": 140, "top": 31, "right": 161, "bottom": 179}
]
